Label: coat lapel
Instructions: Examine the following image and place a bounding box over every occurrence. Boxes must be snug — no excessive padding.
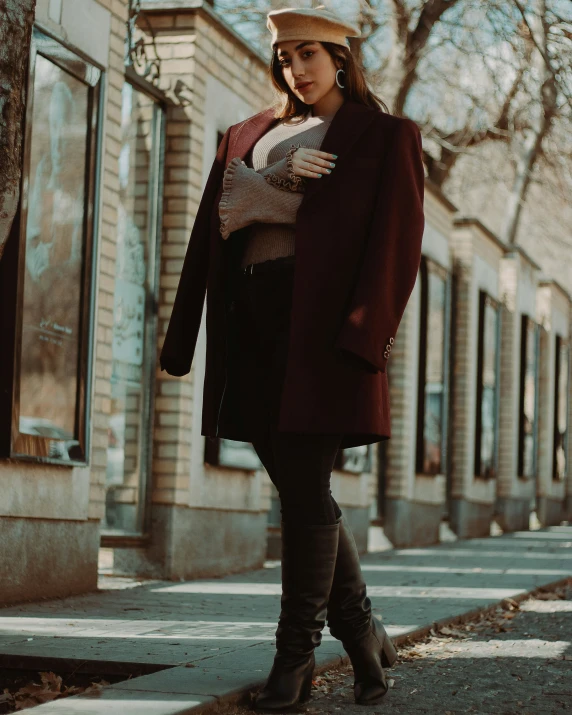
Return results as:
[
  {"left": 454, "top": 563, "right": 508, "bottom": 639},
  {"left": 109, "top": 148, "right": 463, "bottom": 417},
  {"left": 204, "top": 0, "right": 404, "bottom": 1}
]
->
[
  {"left": 302, "top": 100, "right": 378, "bottom": 205},
  {"left": 227, "top": 109, "right": 280, "bottom": 166},
  {"left": 228, "top": 100, "right": 378, "bottom": 206}
]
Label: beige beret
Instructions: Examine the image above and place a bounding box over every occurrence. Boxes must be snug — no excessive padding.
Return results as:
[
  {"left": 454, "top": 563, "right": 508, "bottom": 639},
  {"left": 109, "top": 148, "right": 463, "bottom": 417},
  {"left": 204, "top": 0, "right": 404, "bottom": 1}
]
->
[{"left": 267, "top": 6, "right": 361, "bottom": 50}]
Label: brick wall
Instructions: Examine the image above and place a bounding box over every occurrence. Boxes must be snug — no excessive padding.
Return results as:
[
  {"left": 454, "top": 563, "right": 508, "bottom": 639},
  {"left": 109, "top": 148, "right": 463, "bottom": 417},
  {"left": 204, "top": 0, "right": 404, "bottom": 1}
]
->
[
  {"left": 497, "top": 261, "right": 520, "bottom": 497},
  {"left": 497, "top": 252, "right": 539, "bottom": 503},
  {"left": 86, "top": 0, "right": 131, "bottom": 520},
  {"left": 450, "top": 222, "right": 504, "bottom": 507},
  {"left": 384, "top": 276, "right": 420, "bottom": 502},
  {"left": 568, "top": 307, "right": 572, "bottom": 502},
  {"left": 144, "top": 7, "right": 269, "bottom": 507},
  {"left": 536, "top": 318, "right": 552, "bottom": 494},
  {"left": 450, "top": 227, "right": 476, "bottom": 500}
]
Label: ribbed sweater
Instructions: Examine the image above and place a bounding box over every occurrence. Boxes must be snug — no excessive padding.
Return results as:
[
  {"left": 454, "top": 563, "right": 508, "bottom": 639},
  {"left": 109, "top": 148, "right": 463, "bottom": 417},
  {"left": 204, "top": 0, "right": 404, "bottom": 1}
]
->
[{"left": 218, "top": 110, "right": 336, "bottom": 268}]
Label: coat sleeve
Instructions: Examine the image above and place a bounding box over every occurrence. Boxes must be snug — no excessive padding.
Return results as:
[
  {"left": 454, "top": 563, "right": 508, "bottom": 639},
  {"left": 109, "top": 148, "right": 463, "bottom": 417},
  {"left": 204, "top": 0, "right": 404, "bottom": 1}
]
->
[
  {"left": 159, "top": 127, "right": 231, "bottom": 376},
  {"left": 334, "top": 118, "right": 425, "bottom": 373}
]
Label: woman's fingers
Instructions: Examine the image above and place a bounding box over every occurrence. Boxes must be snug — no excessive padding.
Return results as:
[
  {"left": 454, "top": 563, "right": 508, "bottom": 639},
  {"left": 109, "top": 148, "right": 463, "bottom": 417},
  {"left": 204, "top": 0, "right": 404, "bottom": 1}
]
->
[
  {"left": 304, "top": 148, "right": 337, "bottom": 162},
  {"left": 300, "top": 164, "right": 328, "bottom": 178},
  {"left": 292, "top": 148, "right": 337, "bottom": 178}
]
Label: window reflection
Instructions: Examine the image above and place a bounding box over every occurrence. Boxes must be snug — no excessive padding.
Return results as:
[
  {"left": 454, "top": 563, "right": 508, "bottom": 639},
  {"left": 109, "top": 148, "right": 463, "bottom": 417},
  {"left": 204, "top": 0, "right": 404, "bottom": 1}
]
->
[
  {"left": 476, "top": 293, "right": 500, "bottom": 479},
  {"left": 416, "top": 260, "right": 447, "bottom": 475},
  {"left": 518, "top": 316, "right": 538, "bottom": 478},
  {"left": 19, "top": 54, "right": 89, "bottom": 451},
  {"left": 553, "top": 336, "right": 569, "bottom": 480},
  {"left": 219, "top": 440, "right": 263, "bottom": 470},
  {"left": 337, "top": 445, "right": 372, "bottom": 473},
  {"left": 424, "top": 271, "right": 446, "bottom": 474},
  {"left": 104, "top": 84, "right": 161, "bottom": 534}
]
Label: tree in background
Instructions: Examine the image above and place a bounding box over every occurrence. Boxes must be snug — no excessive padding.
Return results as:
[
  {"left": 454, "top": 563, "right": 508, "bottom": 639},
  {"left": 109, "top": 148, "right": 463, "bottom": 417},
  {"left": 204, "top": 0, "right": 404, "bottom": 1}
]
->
[
  {"left": 214, "top": 0, "right": 572, "bottom": 287},
  {"left": 0, "top": 0, "right": 36, "bottom": 262}
]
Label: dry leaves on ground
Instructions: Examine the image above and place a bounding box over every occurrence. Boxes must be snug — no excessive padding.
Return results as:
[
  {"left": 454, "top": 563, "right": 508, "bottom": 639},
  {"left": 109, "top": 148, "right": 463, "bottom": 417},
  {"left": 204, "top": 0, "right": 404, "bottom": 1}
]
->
[{"left": 2, "top": 671, "right": 110, "bottom": 712}]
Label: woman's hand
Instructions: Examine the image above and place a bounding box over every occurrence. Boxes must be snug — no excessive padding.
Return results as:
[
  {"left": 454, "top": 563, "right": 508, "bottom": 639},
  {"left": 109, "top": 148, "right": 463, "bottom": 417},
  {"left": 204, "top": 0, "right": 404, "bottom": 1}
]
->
[{"left": 290, "top": 148, "right": 337, "bottom": 179}]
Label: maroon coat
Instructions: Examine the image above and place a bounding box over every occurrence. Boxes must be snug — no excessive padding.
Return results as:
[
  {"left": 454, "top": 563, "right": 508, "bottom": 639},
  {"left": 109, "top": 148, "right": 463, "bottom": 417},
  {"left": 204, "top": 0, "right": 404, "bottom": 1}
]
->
[{"left": 160, "top": 99, "right": 425, "bottom": 448}]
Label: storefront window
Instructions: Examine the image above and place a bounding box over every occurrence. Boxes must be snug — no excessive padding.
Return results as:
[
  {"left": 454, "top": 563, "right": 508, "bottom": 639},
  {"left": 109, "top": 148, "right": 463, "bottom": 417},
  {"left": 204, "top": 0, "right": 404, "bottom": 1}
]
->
[
  {"left": 6, "top": 29, "right": 101, "bottom": 464},
  {"left": 336, "top": 445, "right": 372, "bottom": 474},
  {"left": 553, "top": 336, "right": 569, "bottom": 480},
  {"left": 205, "top": 439, "right": 263, "bottom": 470},
  {"left": 103, "top": 82, "right": 164, "bottom": 534},
  {"left": 219, "top": 440, "right": 263, "bottom": 470},
  {"left": 475, "top": 292, "right": 500, "bottom": 479},
  {"left": 518, "top": 316, "right": 539, "bottom": 478},
  {"left": 416, "top": 258, "right": 448, "bottom": 475}
]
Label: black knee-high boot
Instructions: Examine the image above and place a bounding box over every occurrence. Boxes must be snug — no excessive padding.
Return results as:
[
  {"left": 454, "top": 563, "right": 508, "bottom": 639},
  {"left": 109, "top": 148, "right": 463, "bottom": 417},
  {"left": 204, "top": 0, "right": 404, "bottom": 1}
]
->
[
  {"left": 326, "top": 515, "right": 398, "bottom": 705},
  {"left": 254, "top": 518, "right": 341, "bottom": 712}
]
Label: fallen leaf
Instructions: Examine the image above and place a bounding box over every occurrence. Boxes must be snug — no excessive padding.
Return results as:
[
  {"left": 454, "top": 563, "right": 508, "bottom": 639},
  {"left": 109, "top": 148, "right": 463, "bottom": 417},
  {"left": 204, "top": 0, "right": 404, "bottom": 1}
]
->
[
  {"left": 536, "top": 592, "right": 562, "bottom": 601},
  {"left": 39, "top": 672, "right": 63, "bottom": 691}
]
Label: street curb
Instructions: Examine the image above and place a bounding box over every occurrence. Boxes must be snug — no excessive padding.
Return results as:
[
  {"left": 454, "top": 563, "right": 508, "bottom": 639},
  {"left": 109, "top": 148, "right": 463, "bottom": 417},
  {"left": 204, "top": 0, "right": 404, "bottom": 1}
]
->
[{"left": 204, "top": 576, "right": 572, "bottom": 713}]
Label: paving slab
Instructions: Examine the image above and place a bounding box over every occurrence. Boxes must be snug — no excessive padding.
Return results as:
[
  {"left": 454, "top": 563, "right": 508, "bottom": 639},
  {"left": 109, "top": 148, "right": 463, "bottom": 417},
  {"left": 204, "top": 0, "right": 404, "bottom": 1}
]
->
[
  {"left": 18, "top": 689, "right": 217, "bottom": 714},
  {"left": 0, "top": 526, "right": 570, "bottom": 714}
]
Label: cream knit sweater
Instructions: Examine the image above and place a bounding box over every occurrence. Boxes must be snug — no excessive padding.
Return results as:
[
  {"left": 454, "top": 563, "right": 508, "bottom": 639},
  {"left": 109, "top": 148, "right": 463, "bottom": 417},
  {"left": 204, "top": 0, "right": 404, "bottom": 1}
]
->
[{"left": 218, "top": 110, "right": 335, "bottom": 268}]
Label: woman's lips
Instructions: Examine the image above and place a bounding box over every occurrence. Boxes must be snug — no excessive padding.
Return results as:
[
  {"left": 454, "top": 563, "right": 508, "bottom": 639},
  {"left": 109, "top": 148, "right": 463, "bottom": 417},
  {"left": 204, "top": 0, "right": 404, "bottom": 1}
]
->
[{"left": 296, "top": 82, "right": 313, "bottom": 93}]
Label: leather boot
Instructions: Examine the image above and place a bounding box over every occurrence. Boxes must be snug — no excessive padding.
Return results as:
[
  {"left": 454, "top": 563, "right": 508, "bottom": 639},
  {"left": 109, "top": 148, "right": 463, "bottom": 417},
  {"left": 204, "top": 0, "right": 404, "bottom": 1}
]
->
[
  {"left": 254, "top": 518, "right": 341, "bottom": 712},
  {"left": 326, "top": 515, "right": 397, "bottom": 705}
]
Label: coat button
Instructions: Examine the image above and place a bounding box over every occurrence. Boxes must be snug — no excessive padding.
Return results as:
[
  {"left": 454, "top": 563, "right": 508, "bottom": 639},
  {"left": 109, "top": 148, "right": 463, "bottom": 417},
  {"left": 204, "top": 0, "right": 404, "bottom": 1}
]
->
[
  {"left": 389, "top": 337, "right": 394, "bottom": 345},
  {"left": 383, "top": 351, "right": 390, "bottom": 359}
]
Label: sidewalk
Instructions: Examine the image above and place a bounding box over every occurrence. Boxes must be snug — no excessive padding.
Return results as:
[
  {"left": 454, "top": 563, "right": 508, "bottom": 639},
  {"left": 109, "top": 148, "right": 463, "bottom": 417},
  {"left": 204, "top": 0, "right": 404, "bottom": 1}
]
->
[{"left": 0, "top": 526, "right": 570, "bottom": 714}]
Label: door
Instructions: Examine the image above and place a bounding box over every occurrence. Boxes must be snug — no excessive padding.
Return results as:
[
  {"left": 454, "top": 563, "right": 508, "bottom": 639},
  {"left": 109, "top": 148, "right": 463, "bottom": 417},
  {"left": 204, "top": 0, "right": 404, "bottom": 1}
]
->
[{"left": 102, "top": 82, "right": 164, "bottom": 535}]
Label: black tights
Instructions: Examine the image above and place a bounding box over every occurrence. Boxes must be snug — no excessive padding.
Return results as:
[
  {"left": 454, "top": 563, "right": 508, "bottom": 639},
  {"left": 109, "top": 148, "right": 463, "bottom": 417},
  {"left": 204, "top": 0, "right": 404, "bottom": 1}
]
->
[{"left": 251, "top": 430, "right": 343, "bottom": 526}]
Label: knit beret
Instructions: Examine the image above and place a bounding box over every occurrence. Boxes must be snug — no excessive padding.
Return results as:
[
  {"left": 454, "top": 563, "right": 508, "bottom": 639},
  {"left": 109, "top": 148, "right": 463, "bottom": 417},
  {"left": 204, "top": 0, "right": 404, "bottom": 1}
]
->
[{"left": 267, "top": 6, "right": 361, "bottom": 50}]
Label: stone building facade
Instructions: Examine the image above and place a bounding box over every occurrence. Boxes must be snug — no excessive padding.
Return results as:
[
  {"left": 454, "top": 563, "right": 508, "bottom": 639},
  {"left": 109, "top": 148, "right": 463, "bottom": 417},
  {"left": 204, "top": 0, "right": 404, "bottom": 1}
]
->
[
  {"left": 0, "top": 0, "right": 132, "bottom": 605},
  {"left": 382, "top": 180, "right": 456, "bottom": 547},
  {"left": 536, "top": 279, "right": 572, "bottom": 525},
  {"left": 496, "top": 248, "right": 542, "bottom": 531},
  {"left": 448, "top": 219, "right": 509, "bottom": 537}
]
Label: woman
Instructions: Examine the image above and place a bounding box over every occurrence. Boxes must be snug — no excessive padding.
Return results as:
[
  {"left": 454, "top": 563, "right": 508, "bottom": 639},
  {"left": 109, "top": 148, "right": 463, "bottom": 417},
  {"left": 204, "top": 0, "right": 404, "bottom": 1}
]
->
[{"left": 161, "top": 6, "right": 425, "bottom": 712}]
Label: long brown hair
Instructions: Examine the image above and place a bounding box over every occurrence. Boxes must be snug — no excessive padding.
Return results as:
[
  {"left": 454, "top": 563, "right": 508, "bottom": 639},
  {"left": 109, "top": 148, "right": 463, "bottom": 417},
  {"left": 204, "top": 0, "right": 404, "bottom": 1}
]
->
[{"left": 269, "top": 41, "right": 390, "bottom": 119}]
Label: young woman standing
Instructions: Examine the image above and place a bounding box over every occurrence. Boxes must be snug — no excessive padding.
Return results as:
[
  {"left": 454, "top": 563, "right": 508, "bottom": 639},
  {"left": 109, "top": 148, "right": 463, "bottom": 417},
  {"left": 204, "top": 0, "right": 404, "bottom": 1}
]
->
[{"left": 161, "top": 6, "right": 425, "bottom": 712}]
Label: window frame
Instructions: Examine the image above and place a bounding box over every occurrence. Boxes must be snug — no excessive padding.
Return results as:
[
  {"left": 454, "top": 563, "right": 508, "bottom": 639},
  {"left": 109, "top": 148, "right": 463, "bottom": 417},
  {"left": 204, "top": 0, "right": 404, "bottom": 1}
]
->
[
  {"left": 474, "top": 290, "right": 501, "bottom": 479},
  {"left": 517, "top": 314, "right": 539, "bottom": 479},
  {"left": 552, "top": 334, "right": 569, "bottom": 481},
  {"left": 0, "top": 27, "right": 103, "bottom": 465},
  {"left": 335, "top": 445, "right": 372, "bottom": 474},
  {"left": 101, "top": 79, "right": 166, "bottom": 536},
  {"left": 415, "top": 256, "right": 450, "bottom": 476}
]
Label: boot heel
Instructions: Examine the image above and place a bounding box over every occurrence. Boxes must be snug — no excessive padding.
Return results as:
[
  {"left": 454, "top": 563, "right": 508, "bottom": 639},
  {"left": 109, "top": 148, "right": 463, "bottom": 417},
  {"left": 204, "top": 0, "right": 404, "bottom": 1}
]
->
[
  {"left": 380, "top": 632, "right": 398, "bottom": 668},
  {"left": 299, "top": 669, "right": 313, "bottom": 703}
]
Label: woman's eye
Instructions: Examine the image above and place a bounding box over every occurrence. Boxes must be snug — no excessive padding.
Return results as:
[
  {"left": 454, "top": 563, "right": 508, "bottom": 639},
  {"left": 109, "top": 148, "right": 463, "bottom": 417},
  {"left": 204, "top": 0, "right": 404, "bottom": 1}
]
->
[{"left": 303, "top": 51, "right": 314, "bottom": 58}]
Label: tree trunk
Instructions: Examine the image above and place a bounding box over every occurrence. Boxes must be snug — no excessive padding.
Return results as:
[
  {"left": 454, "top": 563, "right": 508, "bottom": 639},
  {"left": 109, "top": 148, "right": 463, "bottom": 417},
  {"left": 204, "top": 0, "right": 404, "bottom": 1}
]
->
[{"left": 0, "top": 0, "right": 36, "bottom": 262}]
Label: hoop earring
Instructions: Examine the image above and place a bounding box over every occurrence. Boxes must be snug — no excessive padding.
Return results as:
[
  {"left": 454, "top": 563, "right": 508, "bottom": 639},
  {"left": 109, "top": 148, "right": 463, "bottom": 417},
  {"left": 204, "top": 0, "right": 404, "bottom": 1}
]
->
[{"left": 335, "top": 68, "right": 345, "bottom": 89}]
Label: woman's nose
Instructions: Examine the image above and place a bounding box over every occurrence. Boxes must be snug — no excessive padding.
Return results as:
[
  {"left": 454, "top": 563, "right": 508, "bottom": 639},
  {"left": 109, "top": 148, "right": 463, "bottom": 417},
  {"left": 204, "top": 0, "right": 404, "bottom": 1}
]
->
[{"left": 291, "top": 59, "right": 304, "bottom": 77}]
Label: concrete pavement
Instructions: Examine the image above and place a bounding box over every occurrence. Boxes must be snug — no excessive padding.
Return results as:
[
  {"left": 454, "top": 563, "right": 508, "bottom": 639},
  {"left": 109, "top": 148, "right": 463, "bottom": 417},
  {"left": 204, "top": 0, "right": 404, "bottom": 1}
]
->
[
  {"left": 0, "top": 525, "right": 570, "bottom": 713},
  {"left": 219, "top": 581, "right": 572, "bottom": 714}
]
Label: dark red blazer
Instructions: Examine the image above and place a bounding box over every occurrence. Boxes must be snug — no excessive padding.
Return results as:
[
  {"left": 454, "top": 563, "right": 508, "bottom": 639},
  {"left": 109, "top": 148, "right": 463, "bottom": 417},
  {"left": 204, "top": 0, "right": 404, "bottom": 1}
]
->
[{"left": 160, "top": 99, "right": 425, "bottom": 448}]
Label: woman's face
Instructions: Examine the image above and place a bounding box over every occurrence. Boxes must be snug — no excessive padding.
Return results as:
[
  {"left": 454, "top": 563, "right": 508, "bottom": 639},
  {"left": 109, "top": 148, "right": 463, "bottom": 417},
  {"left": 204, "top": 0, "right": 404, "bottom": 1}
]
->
[{"left": 276, "top": 40, "right": 340, "bottom": 105}]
